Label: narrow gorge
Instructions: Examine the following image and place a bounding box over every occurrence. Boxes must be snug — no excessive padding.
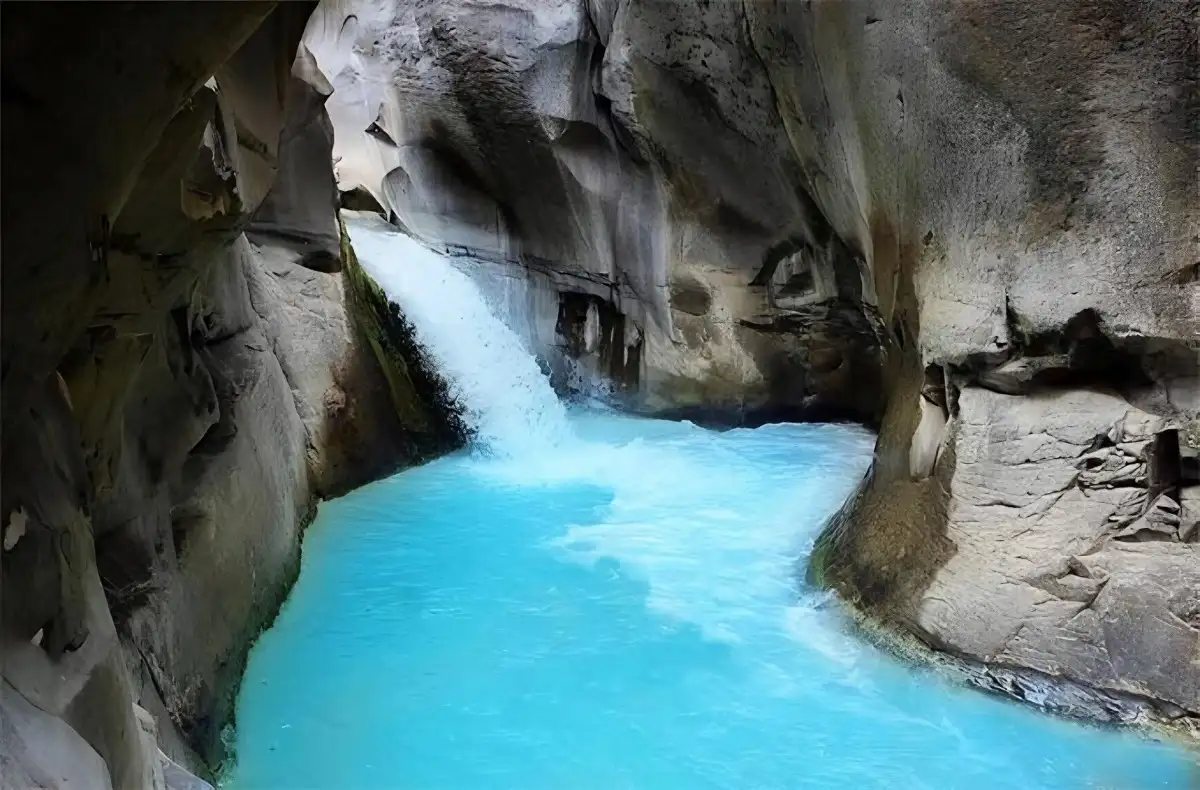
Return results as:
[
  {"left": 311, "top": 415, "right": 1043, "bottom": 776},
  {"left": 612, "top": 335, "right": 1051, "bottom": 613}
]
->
[{"left": 2, "top": 1, "right": 1196, "bottom": 789}]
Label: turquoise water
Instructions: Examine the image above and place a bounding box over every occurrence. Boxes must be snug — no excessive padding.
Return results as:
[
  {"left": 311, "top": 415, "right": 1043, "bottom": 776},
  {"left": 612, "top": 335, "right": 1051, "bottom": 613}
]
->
[{"left": 230, "top": 410, "right": 1194, "bottom": 790}]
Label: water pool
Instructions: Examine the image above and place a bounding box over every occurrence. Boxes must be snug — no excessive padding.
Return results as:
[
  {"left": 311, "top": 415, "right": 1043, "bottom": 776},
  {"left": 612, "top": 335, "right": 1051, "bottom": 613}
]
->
[
  {"left": 230, "top": 215, "right": 1193, "bottom": 788},
  {"left": 229, "top": 411, "right": 1193, "bottom": 789}
]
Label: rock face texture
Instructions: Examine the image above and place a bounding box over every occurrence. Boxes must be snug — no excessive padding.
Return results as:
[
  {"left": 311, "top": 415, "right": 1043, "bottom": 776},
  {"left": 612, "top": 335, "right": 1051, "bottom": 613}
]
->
[
  {"left": 304, "top": 0, "right": 1198, "bottom": 724},
  {"left": 1, "top": 3, "right": 1196, "bottom": 787},
  {"left": 770, "top": 0, "right": 1196, "bottom": 724},
  {"left": 1, "top": 4, "right": 459, "bottom": 787},
  {"left": 302, "top": 0, "right": 886, "bottom": 424}
]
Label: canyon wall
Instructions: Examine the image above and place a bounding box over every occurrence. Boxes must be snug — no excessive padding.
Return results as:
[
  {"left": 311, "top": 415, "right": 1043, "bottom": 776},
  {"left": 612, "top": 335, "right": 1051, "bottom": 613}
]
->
[
  {"left": 775, "top": 0, "right": 1199, "bottom": 724},
  {"left": 303, "top": 0, "right": 887, "bottom": 424},
  {"left": 304, "top": 0, "right": 1198, "bottom": 724},
  {"left": 1, "top": 2, "right": 1196, "bottom": 788},
  {"left": 1, "top": 5, "right": 459, "bottom": 787}
]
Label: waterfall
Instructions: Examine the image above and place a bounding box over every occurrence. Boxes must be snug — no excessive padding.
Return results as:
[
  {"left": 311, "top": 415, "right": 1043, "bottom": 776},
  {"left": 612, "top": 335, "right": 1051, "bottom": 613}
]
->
[{"left": 344, "top": 214, "right": 571, "bottom": 458}]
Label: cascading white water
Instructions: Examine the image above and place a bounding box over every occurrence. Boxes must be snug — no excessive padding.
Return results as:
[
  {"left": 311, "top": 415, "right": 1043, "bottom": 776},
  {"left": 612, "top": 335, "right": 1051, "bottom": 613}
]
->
[
  {"left": 234, "top": 215, "right": 1194, "bottom": 790},
  {"left": 345, "top": 214, "right": 571, "bottom": 458}
]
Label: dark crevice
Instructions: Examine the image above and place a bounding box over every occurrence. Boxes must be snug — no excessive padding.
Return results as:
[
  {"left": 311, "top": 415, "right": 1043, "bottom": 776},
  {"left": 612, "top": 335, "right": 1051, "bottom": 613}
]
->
[
  {"left": 553, "top": 291, "right": 640, "bottom": 394},
  {"left": 339, "top": 186, "right": 386, "bottom": 215},
  {"left": 1163, "top": 262, "right": 1199, "bottom": 284},
  {"left": 967, "top": 307, "right": 1159, "bottom": 397},
  {"left": 1147, "top": 429, "right": 1181, "bottom": 503},
  {"left": 364, "top": 120, "right": 397, "bottom": 147},
  {"left": 0, "top": 75, "right": 45, "bottom": 110},
  {"left": 170, "top": 307, "right": 197, "bottom": 375},
  {"left": 751, "top": 236, "right": 807, "bottom": 287},
  {"left": 232, "top": 118, "right": 270, "bottom": 159},
  {"left": 892, "top": 318, "right": 907, "bottom": 351},
  {"left": 96, "top": 523, "right": 158, "bottom": 628},
  {"left": 1182, "top": 450, "right": 1199, "bottom": 486},
  {"left": 922, "top": 363, "right": 949, "bottom": 419},
  {"left": 778, "top": 266, "right": 815, "bottom": 297},
  {"left": 945, "top": 378, "right": 961, "bottom": 418}
]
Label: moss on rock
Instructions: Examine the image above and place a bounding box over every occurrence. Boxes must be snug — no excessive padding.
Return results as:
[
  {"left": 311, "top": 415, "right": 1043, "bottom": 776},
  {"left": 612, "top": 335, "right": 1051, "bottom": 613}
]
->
[{"left": 339, "top": 215, "right": 467, "bottom": 456}]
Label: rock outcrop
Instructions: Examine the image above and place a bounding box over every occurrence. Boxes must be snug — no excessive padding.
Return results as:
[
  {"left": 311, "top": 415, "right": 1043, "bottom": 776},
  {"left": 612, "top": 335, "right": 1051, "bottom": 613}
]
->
[
  {"left": 1, "top": 4, "right": 460, "bottom": 787},
  {"left": 767, "top": 0, "right": 1196, "bottom": 725},
  {"left": 302, "top": 0, "right": 1198, "bottom": 726}
]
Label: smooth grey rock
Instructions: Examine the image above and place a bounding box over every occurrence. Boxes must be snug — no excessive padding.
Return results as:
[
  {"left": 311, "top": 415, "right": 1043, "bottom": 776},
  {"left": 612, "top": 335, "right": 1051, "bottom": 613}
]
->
[
  {"left": 1, "top": 681, "right": 112, "bottom": 790},
  {"left": 247, "top": 230, "right": 423, "bottom": 496},
  {"left": 161, "top": 754, "right": 215, "bottom": 790},
  {"left": 1, "top": 5, "right": 431, "bottom": 786},
  {"left": 250, "top": 41, "right": 341, "bottom": 264},
  {"left": 302, "top": 0, "right": 887, "bottom": 424},
  {"left": 909, "top": 396, "right": 947, "bottom": 480},
  {"left": 1181, "top": 487, "right": 1200, "bottom": 543}
]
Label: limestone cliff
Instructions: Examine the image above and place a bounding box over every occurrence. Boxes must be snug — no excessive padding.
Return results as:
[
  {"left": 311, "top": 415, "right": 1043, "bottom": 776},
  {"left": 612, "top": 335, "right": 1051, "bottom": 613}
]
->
[
  {"left": 1, "top": 4, "right": 459, "bottom": 787},
  {"left": 302, "top": 0, "right": 1198, "bottom": 727}
]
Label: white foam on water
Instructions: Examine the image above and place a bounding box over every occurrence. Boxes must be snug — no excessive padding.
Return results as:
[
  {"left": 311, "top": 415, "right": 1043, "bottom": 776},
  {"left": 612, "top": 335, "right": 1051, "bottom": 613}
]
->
[
  {"left": 344, "top": 214, "right": 571, "bottom": 458},
  {"left": 345, "top": 216, "right": 878, "bottom": 668},
  {"left": 233, "top": 227, "right": 1194, "bottom": 788}
]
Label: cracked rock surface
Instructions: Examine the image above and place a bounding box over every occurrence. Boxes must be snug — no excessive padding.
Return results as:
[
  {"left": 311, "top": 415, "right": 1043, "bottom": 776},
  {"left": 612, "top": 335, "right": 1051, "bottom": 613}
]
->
[{"left": 915, "top": 388, "right": 1199, "bottom": 715}]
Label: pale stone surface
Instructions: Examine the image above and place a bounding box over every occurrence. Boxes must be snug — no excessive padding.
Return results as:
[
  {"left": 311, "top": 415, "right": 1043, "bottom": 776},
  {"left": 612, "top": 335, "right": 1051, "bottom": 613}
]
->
[
  {"left": 1, "top": 681, "right": 113, "bottom": 790},
  {"left": 908, "top": 397, "right": 946, "bottom": 480},
  {"left": 300, "top": 0, "right": 887, "bottom": 424},
  {"left": 1, "top": 5, "right": 443, "bottom": 788},
  {"left": 911, "top": 388, "right": 1199, "bottom": 713},
  {"left": 2, "top": 8, "right": 1197, "bottom": 789}
]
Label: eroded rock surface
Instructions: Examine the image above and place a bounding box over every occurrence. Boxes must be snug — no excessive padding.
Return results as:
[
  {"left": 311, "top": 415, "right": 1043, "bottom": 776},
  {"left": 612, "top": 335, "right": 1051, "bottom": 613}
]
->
[
  {"left": 302, "top": 0, "right": 886, "bottom": 424},
  {"left": 781, "top": 0, "right": 1199, "bottom": 725},
  {"left": 918, "top": 389, "right": 1198, "bottom": 714},
  {"left": 1, "top": 4, "right": 461, "bottom": 787},
  {"left": 306, "top": 0, "right": 1197, "bottom": 723},
  {"left": 2, "top": 3, "right": 1196, "bottom": 787}
]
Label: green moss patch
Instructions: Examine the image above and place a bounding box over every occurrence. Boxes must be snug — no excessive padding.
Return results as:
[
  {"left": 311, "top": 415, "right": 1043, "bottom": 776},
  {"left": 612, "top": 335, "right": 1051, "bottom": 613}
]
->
[{"left": 340, "top": 216, "right": 467, "bottom": 456}]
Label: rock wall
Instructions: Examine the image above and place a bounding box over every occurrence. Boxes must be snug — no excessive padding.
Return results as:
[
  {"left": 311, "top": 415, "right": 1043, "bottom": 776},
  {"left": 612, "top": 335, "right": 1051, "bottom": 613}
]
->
[
  {"left": 2, "top": 4, "right": 1196, "bottom": 788},
  {"left": 1, "top": 5, "right": 460, "bottom": 787},
  {"left": 301, "top": 0, "right": 887, "bottom": 425},
  {"left": 301, "top": 0, "right": 1198, "bottom": 724},
  {"left": 770, "top": 0, "right": 1197, "bottom": 724}
]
